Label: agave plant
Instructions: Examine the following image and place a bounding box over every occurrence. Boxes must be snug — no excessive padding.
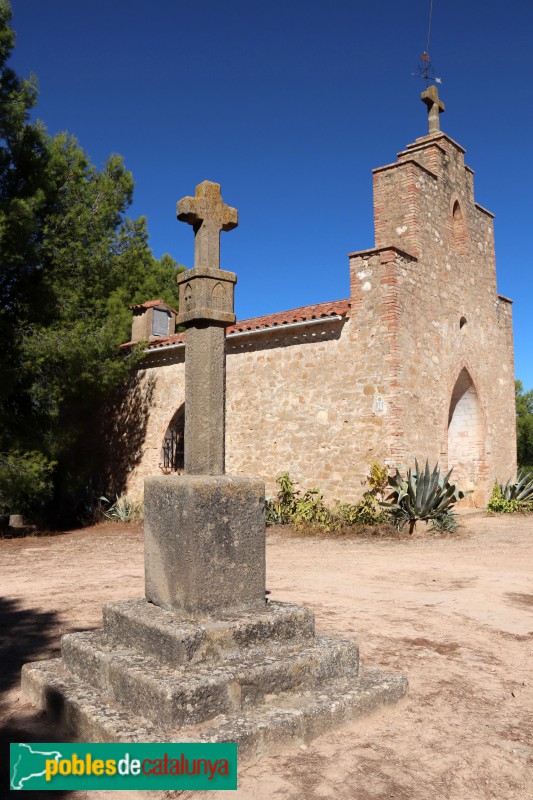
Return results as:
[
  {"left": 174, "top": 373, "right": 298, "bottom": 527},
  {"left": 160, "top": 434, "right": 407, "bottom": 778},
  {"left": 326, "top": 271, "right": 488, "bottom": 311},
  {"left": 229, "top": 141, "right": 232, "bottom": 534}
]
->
[
  {"left": 429, "top": 510, "right": 458, "bottom": 532},
  {"left": 99, "top": 494, "right": 143, "bottom": 523},
  {"left": 381, "top": 460, "right": 464, "bottom": 533},
  {"left": 498, "top": 468, "right": 533, "bottom": 507}
]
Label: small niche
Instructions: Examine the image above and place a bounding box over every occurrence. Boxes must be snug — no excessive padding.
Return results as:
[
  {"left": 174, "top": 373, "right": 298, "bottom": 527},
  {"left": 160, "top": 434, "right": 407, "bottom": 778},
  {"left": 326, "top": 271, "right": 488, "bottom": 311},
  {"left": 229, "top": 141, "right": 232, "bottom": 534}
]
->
[{"left": 459, "top": 316, "right": 467, "bottom": 329}]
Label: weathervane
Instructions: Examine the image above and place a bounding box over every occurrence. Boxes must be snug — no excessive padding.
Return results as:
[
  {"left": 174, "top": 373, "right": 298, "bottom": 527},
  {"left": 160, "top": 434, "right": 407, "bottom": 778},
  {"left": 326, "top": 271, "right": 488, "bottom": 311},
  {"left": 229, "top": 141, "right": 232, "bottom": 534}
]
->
[
  {"left": 411, "top": 0, "right": 442, "bottom": 87},
  {"left": 412, "top": 51, "right": 442, "bottom": 88}
]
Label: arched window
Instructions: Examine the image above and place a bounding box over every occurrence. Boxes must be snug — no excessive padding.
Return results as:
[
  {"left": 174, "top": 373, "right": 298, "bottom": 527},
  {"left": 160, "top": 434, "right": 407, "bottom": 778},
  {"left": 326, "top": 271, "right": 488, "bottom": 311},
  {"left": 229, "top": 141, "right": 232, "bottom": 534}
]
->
[
  {"left": 161, "top": 404, "right": 185, "bottom": 472},
  {"left": 447, "top": 369, "right": 484, "bottom": 491},
  {"left": 452, "top": 199, "right": 462, "bottom": 221},
  {"left": 452, "top": 199, "right": 467, "bottom": 253}
]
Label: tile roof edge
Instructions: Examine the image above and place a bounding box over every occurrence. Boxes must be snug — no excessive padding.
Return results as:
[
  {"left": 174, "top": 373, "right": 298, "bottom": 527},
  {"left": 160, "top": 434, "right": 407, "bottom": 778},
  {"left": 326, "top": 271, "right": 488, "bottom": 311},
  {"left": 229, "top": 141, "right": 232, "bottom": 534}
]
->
[{"left": 122, "top": 298, "right": 351, "bottom": 351}]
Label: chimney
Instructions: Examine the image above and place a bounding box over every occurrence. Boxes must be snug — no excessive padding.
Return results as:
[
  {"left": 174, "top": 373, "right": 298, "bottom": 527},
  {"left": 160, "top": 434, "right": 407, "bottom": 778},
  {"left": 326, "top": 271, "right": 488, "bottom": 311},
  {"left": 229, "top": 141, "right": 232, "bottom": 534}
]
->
[{"left": 128, "top": 299, "right": 177, "bottom": 344}]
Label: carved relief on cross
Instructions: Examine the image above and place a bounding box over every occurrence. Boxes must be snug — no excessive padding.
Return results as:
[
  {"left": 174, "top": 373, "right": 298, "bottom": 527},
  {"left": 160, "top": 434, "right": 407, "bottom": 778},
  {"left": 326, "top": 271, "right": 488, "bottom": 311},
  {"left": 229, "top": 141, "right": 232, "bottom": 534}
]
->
[{"left": 421, "top": 84, "right": 445, "bottom": 134}]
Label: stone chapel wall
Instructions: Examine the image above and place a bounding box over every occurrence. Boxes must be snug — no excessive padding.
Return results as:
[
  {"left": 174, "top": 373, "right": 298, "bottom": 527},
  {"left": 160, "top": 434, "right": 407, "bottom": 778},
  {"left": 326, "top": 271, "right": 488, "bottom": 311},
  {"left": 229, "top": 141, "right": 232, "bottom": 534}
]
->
[
  {"left": 125, "top": 313, "right": 396, "bottom": 504},
  {"left": 124, "top": 129, "right": 516, "bottom": 508}
]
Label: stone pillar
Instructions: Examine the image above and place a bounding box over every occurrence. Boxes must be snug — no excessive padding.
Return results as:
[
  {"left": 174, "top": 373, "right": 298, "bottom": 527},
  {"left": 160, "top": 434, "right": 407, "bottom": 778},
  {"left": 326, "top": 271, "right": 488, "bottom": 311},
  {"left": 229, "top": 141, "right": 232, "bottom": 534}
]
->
[
  {"left": 144, "top": 180, "right": 266, "bottom": 615},
  {"left": 184, "top": 324, "right": 226, "bottom": 475},
  {"left": 175, "top": 262, "right": 237, "bottom": 475}
]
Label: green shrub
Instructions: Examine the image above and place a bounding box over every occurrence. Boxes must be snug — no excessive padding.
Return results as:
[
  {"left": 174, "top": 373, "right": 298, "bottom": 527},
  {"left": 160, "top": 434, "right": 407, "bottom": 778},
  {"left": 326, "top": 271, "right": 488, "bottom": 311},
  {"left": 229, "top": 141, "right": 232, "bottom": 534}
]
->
[
  {"left": 267, "top": 464, "right": 466, "bottom": 535},
  {"left": 265, "top": 498, "right": 284, "bottom": 525},
  {"left": 492, "top": 469, "right": 533, "bottom": 512},
  {"left": 333, "top": 495, "right": 387, "bottom": 527},
  {"left": 487, "top": 485, "right": 523, "bottom": 514},
  {"left": 0, "top": 451, "right": 56, "bottom": 518},
  {"left": 292, "top": 488, "right": 332, "bottom": 528},
  {"left": 429, "top": 510, "right": 458, "bottom": 532},
  {"left": 265, "top": 471, "right": 386, "bottom": 533},
  {"left": 265, "top": 472, "right": 298, "bottom": 525},
  {"left": 265, "top": 474, "right": 332, "bottom": 529},
  {"left": 367, "top": 462, "right": 389, "bottom": 501}
]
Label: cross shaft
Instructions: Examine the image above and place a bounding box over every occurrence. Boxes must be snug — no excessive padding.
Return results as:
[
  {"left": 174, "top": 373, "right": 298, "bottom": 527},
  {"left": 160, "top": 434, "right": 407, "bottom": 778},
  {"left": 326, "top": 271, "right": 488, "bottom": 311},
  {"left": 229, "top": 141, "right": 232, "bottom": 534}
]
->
[{"left": 176, "top": 181, "right": 238, "bottom": 475}]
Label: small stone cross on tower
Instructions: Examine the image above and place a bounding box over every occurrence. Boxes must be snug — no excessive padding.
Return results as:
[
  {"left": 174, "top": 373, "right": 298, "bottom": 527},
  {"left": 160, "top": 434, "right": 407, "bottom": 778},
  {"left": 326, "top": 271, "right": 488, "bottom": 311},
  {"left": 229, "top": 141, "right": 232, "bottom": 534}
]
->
[
  {"left": 175, "top": 181, "right": 238, "bottom": 475},
  {"left": 421, "top": 84, "right": 445, "bottom": 134}
]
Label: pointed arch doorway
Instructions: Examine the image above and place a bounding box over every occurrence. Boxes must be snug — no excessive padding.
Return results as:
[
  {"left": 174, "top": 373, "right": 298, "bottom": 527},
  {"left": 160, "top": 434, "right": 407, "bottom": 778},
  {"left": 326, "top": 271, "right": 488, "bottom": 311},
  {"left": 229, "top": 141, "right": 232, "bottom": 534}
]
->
[
  {"left": 161, "top": 404, "right": 185, "bottom": 473},
  {"left": 447, "top": 368, "right": 485, "bottom": 495}
]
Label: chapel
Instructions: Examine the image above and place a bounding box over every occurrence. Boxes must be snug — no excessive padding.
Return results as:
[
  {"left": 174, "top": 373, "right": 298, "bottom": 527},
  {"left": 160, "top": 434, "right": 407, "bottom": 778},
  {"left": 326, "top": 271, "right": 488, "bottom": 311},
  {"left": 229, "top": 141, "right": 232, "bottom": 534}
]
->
[{"left": 122, "top": 86, "right": 516, "bottom": 507}]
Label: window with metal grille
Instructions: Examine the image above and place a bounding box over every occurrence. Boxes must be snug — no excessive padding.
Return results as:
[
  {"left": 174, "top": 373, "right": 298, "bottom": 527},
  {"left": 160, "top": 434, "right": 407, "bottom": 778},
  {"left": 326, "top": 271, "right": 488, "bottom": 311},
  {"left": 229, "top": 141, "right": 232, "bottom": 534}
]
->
[
  {"left": 162, "top": 429, "right": 184, "bottom": 472},
  {"left": 161, "top": 404, "right": 185, "bottom": 472}
]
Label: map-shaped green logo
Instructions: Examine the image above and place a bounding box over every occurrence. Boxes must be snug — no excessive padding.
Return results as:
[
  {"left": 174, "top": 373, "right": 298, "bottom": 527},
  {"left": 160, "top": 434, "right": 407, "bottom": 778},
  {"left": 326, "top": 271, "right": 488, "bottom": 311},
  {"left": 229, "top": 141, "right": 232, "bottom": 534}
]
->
[
  {"left": 9, "top": 741, "right": 238, "bottom": 790},
  {"left": 10, "top": 743, "right": 63, "bottom": 790}
]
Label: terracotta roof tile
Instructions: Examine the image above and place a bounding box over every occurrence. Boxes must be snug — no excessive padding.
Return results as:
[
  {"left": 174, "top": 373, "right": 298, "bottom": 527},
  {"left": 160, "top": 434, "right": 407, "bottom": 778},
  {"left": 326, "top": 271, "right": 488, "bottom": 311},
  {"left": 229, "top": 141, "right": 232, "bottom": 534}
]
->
[
  {"left": 229, "top": 299, "right": 351, "bottom": 334},
  {"left": 128, "top": 298, "right": 178, "bottom": 314},
  {"left": 122, "top": 298, "right": 350, "bottom": 350}
]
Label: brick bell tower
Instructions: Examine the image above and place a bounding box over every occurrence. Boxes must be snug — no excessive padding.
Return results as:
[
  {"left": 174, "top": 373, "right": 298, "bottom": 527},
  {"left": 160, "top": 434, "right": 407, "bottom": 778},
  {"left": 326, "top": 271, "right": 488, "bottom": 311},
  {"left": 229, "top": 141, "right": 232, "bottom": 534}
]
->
[{"left": 348, "top": 85, "right": 516, "bottom": 505}]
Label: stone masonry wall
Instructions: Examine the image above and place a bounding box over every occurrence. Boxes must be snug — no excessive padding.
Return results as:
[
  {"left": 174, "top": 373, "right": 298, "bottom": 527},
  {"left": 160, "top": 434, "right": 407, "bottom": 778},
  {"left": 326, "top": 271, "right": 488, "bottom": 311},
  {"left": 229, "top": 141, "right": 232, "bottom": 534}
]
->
[
  {"left": 225, "top": 319, "right": 389, "bottom": 501},
  {"left": 126, "top": 313, "right": 396, "bottom": 504}
]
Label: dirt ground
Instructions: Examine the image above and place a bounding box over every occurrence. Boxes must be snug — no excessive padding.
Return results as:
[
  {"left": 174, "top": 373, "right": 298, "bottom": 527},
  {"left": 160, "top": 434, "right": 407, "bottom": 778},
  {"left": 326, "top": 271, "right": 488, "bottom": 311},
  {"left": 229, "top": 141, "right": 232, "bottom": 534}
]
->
[{"left": 1, "top": 514, "right": 532, "bottom": 800}]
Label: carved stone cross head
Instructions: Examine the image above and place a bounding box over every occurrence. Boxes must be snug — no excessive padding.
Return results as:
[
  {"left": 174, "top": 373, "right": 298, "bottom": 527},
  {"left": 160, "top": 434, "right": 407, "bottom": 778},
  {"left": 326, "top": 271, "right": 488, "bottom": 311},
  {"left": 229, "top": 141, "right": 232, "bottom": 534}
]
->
[
  {"left": 175, "top": 180, "right": 238, "bottom": 329},
  {"left": 177, "top": 180, "right": 238, "bottom": 270},
  {"left": 421, "top": 84, "right": 445, "bottom": 134}
]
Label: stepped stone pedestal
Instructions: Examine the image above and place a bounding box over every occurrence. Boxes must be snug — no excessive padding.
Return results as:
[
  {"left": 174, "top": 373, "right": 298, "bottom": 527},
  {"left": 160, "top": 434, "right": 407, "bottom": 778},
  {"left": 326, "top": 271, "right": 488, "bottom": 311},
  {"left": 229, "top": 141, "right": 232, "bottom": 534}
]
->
[
  {"left": 23, "top": 594, "right": 408, "bottom": 753},
  {"left": 22, "top": 475, "right": 407, "bottom": 759},
  {"left": 22, "top": 576, "right": 406, "bottom": 759},
  {"left": 22, "top": 180, "right": 407, "bottom": 760}
]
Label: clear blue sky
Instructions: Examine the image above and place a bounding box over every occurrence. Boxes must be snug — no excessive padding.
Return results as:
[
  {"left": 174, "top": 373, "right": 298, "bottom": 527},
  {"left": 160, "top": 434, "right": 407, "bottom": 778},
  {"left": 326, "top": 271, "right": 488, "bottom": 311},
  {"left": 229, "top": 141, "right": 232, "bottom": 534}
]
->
[{"left": 9, "top": 0, "right": 533, "bottom": 389}]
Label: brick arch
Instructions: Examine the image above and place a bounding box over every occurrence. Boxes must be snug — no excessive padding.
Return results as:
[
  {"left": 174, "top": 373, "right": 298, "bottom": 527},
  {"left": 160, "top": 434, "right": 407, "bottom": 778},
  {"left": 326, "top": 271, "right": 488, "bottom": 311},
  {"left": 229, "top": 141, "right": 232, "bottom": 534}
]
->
[{"left": 446, "top": 367, "right": 486, "bottom": 500}]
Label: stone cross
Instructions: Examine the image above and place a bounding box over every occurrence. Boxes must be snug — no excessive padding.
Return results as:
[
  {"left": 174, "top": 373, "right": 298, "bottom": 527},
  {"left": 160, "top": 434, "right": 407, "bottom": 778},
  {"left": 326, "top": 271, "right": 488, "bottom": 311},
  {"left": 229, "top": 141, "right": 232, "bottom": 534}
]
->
[
  {"left": 175, "top": 181, "right": 238, "bottom": 475},
  {"left": 177, "top": 180, "right": 238, "bottom": 270},
  {"left": 421, "top": 84, "right": 445, "bottom": 134}
]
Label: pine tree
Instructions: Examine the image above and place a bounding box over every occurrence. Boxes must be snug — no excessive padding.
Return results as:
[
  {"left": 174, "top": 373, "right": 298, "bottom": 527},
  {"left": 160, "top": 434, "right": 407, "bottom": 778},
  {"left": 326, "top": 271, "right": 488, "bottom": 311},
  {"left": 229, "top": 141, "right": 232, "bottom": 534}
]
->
[
  {"left": 516, "top": 381, "right": 533, "bottom": 468},
  {"left": 0, "top": 2, "right": 182, "bottom": 522}
]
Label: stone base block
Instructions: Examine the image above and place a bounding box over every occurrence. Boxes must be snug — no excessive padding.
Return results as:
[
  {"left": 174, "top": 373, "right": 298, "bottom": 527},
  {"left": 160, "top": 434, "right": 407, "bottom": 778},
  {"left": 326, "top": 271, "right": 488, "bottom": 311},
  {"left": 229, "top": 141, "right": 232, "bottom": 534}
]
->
[
  {"left": 22, "top": 660, "right": 407, "bottom": 762},
  {"left": 144, "top": 475, "right": 266, "bottom": 614},
  {"left": 61, "top": 630, "right": 359, "bottom": 727},
  {"left": 102, "top": 598, "right": 315, "bottom": 666}
]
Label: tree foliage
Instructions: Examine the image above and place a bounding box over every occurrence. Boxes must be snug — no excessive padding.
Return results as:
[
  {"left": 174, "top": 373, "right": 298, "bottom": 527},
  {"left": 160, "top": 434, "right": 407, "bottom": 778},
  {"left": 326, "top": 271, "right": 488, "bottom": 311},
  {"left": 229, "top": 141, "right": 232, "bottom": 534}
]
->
[
  {"left": 516, "top": 380, "right": 533, "bottom": 467},
  {"left": 0, "top": 1, "right": 183, "bottom": 522}
]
